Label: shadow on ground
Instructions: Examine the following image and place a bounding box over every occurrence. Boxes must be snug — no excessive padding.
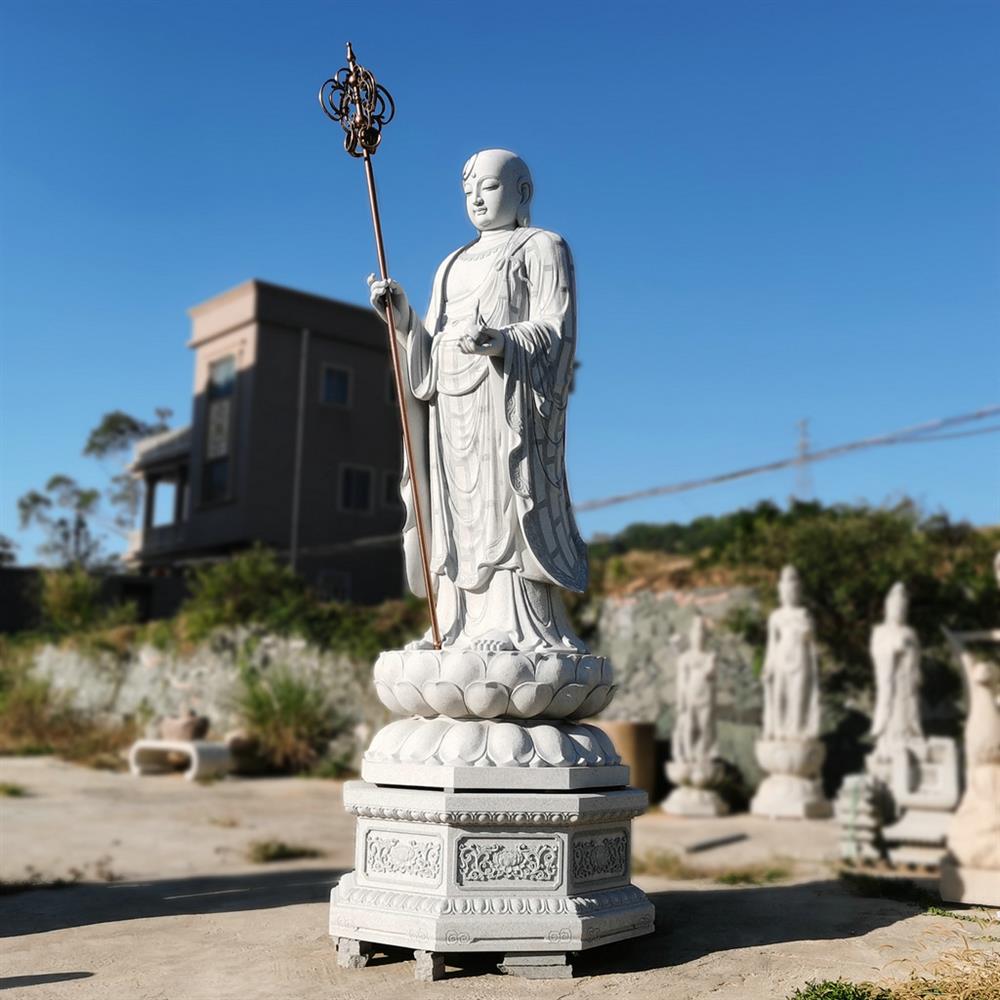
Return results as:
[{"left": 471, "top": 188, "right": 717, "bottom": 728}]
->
[
  {"left": 2, "top": 872, "right": 919, "bottom": 981},
  {"left": 575, "top": 879, "right": 921, "bottom": 976},
  {"left": 0, "top": 867, "right": 345, "bottom": 939}
]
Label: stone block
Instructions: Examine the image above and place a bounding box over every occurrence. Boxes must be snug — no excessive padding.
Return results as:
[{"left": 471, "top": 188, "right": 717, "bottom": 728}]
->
[{"left": 128, "top": 739, "right": 231, "bottom": 781}]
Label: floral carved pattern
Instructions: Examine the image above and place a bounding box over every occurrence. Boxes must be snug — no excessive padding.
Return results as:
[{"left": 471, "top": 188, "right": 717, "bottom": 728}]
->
[
  {"left": 364, "top": 832, "right": 442, "bottom": 882},
  {"left": 457, "top": 838, "right": 560, "bottom": 885},
  {"left": 571, "top": 831, "right": 628, "bottom": 882}
]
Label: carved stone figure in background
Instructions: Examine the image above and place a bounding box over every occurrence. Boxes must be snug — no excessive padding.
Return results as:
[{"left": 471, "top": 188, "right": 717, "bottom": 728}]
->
[
  {"left": 369, "top": 148, "right": 586, "bottom": 654},
  {"left": 673, "top": 615, "right": 718, "bottom": 763},
  {"left": 869, "top": 582, "right": 923, "bottom": 764},
  {"left": 752, "top": 565, "right": 831, "bottom": 819},
  {"left": 761, "top": 565, "right": 821, "bottom": 740},
  {"left": 940, "top": 552, "right": 1000, "bottom": 906},
  {"left": 663, "top": 616, "right": 728, "bottom": 817}
]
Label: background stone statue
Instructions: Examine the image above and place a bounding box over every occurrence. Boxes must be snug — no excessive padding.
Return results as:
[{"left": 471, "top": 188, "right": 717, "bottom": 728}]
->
[
  {"left": 869, "top": 581, "right": 923, "bottom": 764},
  {"left": 752, "top": 565, "right": 830, "bottom": 818},
  {"left": 663, "top": 615, "right": 727, "bottom": 816},
  {"left": 761, "top": 565, "right": 821, "bottom": 740},
  {"left": 369, "top": 148, "right": 587, "bottom": 654},
  {"left": 672, "top": 615, "right": 718, "bottom": 763},
  {"left": 940, "top": 551, "right": 1000, "bottom": 905}
]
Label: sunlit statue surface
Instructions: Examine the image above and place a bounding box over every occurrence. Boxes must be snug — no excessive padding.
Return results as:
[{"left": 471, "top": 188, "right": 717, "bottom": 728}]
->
[
  {"left": 370, "top": 149, "right": 586, "bottom": 654},
  {"left": 752, "top": 565, "right": 831, "bottom": 819},
  {"left": 663, "top": 615, "right": 728, "bottom": 817},
  {"left": 940, "top": 551, "right": 1000, "bottom": 907},
  {"left": 869, "top": 582, "right": 923, "bottom": 764},
  {"left": 761, "top": 565, "right": 821, "bottom": 740},
  {"left": 330, "top": 140, "right": 653, "bottom": 976}
]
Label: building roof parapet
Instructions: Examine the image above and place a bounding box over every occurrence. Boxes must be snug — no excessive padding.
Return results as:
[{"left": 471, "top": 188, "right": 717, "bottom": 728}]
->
[{"left": 131, "top": 425, "right": 192, "bottom": 473}]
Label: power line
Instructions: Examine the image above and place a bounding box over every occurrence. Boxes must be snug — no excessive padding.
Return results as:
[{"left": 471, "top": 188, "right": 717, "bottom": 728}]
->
[{"left": 575, "top": 404, "right": 1000, "bottom": 514}]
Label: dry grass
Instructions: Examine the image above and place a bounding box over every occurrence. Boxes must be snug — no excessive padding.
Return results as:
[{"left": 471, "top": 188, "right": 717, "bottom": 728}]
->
[
  {"left": 1, "top": 856, "right": 123, "bottom": 896},
  {"left": 208, "top": 816, "right": 240, "bottom": 829},
  {"left": 246, "top": 840, "right": 323, "bottom": 864},
  {"left": 633, "top": 849, "right": 792, "bottom": 885},
  {"left": 0, "top": 782, "right": 28, "bottom": 797}
]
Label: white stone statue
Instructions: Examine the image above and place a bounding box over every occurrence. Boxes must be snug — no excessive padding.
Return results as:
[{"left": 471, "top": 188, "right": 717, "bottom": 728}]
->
[
  {"left": 761, "top": 565, "right": 821, "bottom": 740},
  {"left": 751, "top": 565, "right": 831, "bottom": 819},
  {"left": 940, "top": 551, "right": 1000, "bottom": 906},
  {"left": 369, "top": 148, "right": 586, "bottom": 654},
  {"left": 331, "top": 148, "right": 653, "bottom": 977},
  {"left": 663, "top": 615, "right": 728, "bottom": 816},
  {"left": 673, "top": 615, "right": 718, "bottom": 763},
  {"left": 869, "top": 581, "right": 923, "bottom": 763}
]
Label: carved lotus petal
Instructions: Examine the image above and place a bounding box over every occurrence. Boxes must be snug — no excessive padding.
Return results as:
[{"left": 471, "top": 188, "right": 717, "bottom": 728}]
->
[
  {"left": 486, "top": 652, "right": 534, "bottom": 688},
  {"left": 598, "top": 657, "right": 614, "bottom": 686},
  {"left": 569, "top": 684, "right": 612, "bottom": 720},
  {"left": 507, "top": 682, "right": 554, "bottom": 718},
  {"left": 366, "top": 719, "right": 414, "bottom": 760},
  {"left": 575, "top": 654, "right": 603, "bottom": 685},
  {"left": 534, "top": 654, "right": 577, "bottom": 689},
  {"left": 437, "top": 721, "right": 488, "bottom": 766},
  {"left": 373, "top": 651, "right": 403, "bottom": 686},
  {"left": 440, "top": 650, "right": 485, "bottom": 687},
  {"left": 565, "top": 726, "right": 603, "bottom": 764},
  {"left": 487, "top": 722, "right": 534, "bottom": 766},
  {"left": 587, "top": 724, "right": 621, "bottom": 765},
  {"left": 420, "top": 681, "right": 468, "bottom": 718},
  {"left": 373, "top": 681, "right": 405, "bottom": 716},
  {"left": 393, "top": 680, "right": 434, "bottom": 717},
  {"left": 402, "top": 651, "right": 440, "bottom": 687},
  {"left": 463, "top": 681, "right": 510, "bottom": 719},
  {"left": 545, "top": 683, "right": 589, "bottom": 717},
  {"left": 531, "top": 725, "right": 577, "bottom": 766},
  {"left": 398, "top": 718, "right": 451, "bottom": 762}
]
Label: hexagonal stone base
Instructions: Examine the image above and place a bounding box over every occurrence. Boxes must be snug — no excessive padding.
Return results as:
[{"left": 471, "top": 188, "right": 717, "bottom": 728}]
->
[{"left": 330, "top": 782, "right": 654, "bottom": 956}]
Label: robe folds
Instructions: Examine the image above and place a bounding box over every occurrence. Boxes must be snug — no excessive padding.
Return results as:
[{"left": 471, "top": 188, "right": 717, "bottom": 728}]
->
[{"left": 397, "top": 227, "right": 588, "bottom": 617}]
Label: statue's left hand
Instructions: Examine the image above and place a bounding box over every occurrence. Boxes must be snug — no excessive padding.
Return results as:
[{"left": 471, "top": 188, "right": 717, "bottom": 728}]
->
[{"left": 459, "top": 326, "right": 504, "bottom": 357}]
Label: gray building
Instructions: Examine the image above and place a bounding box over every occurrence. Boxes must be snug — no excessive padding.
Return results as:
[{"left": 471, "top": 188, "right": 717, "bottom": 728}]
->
[{"left": 126, "top": 279, "right": 404, "bottom": 602}]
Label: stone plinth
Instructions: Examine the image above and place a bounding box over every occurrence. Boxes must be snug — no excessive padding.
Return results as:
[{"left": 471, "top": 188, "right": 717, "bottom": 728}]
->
[
  {"left": 330, "top": 648, "right": 654, "bottom": 979},
  {"left": 750, "top": 738, "right": 831, "bottom": 819},
  {"left": 662, "top": 760, "right": 727, "bottom": 817},
  {"left": 330, "top": 783, "right": 653, "bottom": 955}
]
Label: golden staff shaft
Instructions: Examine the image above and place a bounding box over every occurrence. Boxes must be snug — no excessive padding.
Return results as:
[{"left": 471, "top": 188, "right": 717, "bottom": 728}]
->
[{"left": 361, "top": 151, "right": 442, "bottom": 649}]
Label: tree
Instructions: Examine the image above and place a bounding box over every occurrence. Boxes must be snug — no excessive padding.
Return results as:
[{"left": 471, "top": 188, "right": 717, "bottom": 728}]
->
[
  {"left": 0, "top": 533, "right": 17, "bottom": 566},
  {"left": 84, "top": 408, "right": 172, "bottom": 530},
  {"left": 16, "top": 407, "right": 172, "bottom": 567},
  {"left": 17, "top": 475, "right": 106, "bottom": 568}
]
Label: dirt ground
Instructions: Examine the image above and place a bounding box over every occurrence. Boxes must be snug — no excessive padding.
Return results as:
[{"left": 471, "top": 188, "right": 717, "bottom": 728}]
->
[{"left": 1, "top": 757, "right": 996, "bottom": 1000}]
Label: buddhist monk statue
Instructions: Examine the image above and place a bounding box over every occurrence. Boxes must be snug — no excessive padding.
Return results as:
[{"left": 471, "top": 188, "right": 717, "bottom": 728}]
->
[
  {"left": 869, "top": 581, "right": 923, "bottom": 762},
  {"left": 761, "top": 565, "right": 821, "bottom": 740},
  {"left": 368, "top": 149, "right": 587, "bottom": 653}
]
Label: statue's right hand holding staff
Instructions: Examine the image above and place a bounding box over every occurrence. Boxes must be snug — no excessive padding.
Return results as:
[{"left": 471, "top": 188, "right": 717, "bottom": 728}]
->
[{"left": 368, "top": 274, "right": 409, "bottom": 333}]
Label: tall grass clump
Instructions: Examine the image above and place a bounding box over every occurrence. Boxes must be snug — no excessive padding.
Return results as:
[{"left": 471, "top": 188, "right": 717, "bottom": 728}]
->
[{"left": 235, "top": 662, "right": 346, "bottom": 773}]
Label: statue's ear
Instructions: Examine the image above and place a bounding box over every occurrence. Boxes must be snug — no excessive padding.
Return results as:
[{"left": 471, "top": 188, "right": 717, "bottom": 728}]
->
[{"left": 519, "top": 179, "right": 532, "bottom": 206}]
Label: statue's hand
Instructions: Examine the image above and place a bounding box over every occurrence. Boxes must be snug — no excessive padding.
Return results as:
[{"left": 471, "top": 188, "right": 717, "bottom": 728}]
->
[
  {"left": 458, "top": 326, "right": 504, "bottom": 357},
  {"left": 367, "top": 274, "right": 409, "bottom": 331}
]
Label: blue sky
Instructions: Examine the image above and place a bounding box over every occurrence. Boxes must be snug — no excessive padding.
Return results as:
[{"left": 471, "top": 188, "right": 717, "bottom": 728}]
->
[{"left": 1, "top": 0, "right": 998, "bottom": 564}]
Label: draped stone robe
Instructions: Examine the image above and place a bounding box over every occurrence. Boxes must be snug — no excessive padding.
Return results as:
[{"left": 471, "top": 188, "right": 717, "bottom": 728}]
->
[{"left": 397, "top": 226, "right": 588, "bottom": 650}]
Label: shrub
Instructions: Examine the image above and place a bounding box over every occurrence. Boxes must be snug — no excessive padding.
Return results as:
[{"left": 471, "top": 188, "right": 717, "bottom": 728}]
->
[
  {"left": 235, "top": 663, "right": 346, "bottom": 773},
  {"left": 246, "top": 840, "right": 323, "bottom": 863}
]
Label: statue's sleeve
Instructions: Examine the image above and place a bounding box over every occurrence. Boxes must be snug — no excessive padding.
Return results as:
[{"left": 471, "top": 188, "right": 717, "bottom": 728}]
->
[
  {"left": 500, "top": 231, "right": 588, "bottom": 593},
  {"left": 403, "top": 256, "right": 451, "bottom": 402}
]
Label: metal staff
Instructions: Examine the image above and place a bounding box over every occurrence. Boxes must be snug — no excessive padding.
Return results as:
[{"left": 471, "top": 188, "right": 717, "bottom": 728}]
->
[{"left": 319, "top": 43, "right": 441, "bottom": 649}]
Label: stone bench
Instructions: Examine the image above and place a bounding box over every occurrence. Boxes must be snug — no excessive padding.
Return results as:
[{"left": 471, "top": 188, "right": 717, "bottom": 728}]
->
[{"left": 128, "top": 739, "right": 231, "bottom": 781}]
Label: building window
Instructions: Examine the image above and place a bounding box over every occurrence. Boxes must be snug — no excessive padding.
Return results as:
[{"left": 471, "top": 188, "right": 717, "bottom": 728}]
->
[
  {"left": 321, "top": 365, "right": 352, "bottom": 407},
  {"left": 382, "top": 470, "right": 401, "bottom": 508},
  {"left": 339, "top": 465, "right": 373, "bottom": 513},
  {"left": 202, "top": 355, "right": 236, "bottom": 503},
  {"left": 316, "top": 569, "right": 352, "bottom": 601}
]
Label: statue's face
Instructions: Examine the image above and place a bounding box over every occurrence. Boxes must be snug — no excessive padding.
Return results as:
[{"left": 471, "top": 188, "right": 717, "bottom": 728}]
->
[
  {"left": 463, "top": 150, "right": 529, "bottom": 232},
  {"left": 779, "top": 576, "right": 800, "bottom": 608},
  {"left": 886, "top": 589, "right": 907, "bottom": 625}
]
